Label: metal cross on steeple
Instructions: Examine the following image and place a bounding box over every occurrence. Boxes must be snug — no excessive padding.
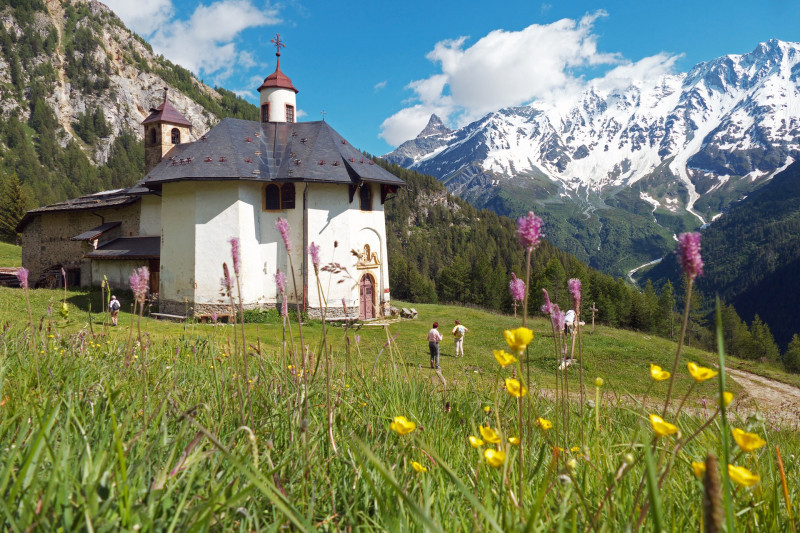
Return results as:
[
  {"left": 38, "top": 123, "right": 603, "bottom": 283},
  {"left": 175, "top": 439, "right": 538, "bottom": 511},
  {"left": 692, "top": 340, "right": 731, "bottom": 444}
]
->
[{"left": 271, "top": 33, "right": 285, "bottom": 57}]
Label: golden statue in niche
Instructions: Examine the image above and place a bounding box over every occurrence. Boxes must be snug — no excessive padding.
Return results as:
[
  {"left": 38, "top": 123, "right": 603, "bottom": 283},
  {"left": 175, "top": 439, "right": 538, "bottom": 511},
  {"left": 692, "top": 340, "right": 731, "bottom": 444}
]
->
[{"left": 353, "top": 244, "right": 381, "bottom": 269}]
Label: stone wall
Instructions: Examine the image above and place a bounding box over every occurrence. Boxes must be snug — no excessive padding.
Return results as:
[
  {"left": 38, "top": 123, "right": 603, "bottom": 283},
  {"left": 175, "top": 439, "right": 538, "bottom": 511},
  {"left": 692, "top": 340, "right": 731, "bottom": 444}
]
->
[{"left": 21, "top": 202, "right": 141, "bottom": 287}]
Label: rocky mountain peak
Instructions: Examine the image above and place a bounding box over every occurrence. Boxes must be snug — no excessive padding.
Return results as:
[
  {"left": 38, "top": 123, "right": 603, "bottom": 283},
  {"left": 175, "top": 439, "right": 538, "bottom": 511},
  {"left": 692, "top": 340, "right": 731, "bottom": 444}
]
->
[{"left": 417, "top": 114, "right": 452, "bottom": 138}]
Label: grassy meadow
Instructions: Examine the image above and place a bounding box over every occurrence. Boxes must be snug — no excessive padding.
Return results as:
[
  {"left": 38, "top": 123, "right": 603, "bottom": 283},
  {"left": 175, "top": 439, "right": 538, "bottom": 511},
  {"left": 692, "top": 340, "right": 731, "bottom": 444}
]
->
[
  {"left": 0, "top": 279, "right": 798, "bottom": 531},
  {"left": 0, "top": 242, "right": 21, "bottom": 267}
]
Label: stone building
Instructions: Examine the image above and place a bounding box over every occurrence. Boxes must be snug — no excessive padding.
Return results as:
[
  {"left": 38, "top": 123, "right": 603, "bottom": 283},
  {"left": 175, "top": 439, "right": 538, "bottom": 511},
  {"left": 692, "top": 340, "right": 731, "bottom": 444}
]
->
[{"left": 18, "top": 42, "right": 404, "bottom": 320}]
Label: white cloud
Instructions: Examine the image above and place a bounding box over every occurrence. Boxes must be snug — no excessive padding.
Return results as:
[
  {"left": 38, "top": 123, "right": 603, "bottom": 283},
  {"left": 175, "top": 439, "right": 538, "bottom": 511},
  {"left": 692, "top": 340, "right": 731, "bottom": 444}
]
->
[
  {"left": 373, "top": 80, "right": 387, "bottom": 91},
  {"left": 105, "top": 0, "right": 280, "bottom": 82},
  {"left": 592, "top": 53, "right": 682, "bottom": 92},
  {"left": 104, "top": 0, "right": 174, "bottom": 36},
  {"left": 380, "top": 12, "right": 679, "bottom": 146}
]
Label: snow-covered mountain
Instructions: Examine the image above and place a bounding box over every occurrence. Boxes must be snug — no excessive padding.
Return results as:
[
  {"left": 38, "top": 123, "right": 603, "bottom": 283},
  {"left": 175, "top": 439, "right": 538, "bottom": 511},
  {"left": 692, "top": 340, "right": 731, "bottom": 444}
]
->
[{"left": 384, "top": 40, "right": 800, "bottom": 275}]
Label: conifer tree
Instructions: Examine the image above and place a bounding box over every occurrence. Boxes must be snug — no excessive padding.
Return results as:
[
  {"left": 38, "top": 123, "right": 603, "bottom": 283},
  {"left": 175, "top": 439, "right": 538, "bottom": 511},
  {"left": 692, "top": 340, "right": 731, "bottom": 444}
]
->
[
  {"left": 0, "top": 173, "right": 31, "bottom": 243},
  {"left": 784, "top": 334, "right": 800, "bottom": 373}
]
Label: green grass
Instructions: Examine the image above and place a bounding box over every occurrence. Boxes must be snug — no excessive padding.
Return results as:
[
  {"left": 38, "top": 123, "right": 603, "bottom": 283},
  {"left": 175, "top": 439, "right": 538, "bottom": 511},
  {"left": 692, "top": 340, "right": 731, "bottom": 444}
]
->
[
  {"left": 0, "top": 286, "right": 797, "bottom": 530},
  {"left": 0, "top": 243, "right": 21, "bottom": 267}
]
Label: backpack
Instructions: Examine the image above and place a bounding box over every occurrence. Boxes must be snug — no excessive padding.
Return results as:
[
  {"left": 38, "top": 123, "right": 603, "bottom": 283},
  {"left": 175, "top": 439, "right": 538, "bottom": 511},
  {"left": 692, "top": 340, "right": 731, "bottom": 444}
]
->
[
  {"left": 110, "top": 299, "right": 120, "bottom": 311},
  {"left": 454, "top": 325, "right": 465, "bottom": 338}
]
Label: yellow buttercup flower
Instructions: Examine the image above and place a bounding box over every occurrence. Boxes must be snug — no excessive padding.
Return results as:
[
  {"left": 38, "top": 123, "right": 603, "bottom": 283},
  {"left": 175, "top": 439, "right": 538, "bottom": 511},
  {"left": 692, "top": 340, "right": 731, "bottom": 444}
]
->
[
  {"left": 483, "top": 406, "right": 491, "bottom": 413},
  {"left": 728, "top": 464, "right": 760, "bottom": 487},
  {"left": 650, "top": 364, "right": 671, "bottom": 381},
  {"left": 484, "top": 449, "right": 506, "bottom": 468},
  {"left": 536, "top": 417, "right": 553, "bottom": 430},
  {"left": 411, "top": 461, "right": 427, "bottom": 473},
  {"left": 389, "top": 416, "right": 416, "bottom": 435},
  {"left": 570, "top": 446, "right": 581, "bottom": 453},
  {"left": 687, "top": 362, "right": 718, "bottom": 383},
  {"left": 493, "top": 350, "right": 517, "bottom": 368},
  {"left": 479, "top": 426, "right": 502, "bottom": 444},
  {"left": 504, "top": 327, "right": 534, "bottom": 353},
  {"left": 732, "top": 428, "right": 766, "bottom": 452},
  {"left": 649, "top": 414, "right": 678, "bottom": 437},
  {"left": 468, "top": 435, "right": 485, "bottom": 448},
  {"left": 692, "top": 462, "right": 706, "bottom": 478},
  {"left": 505, "top": 378, "right": 527, "bottom": 398},
  {"left": 720, "top": 391, "right": 733, "bottom": 407},
  {"left": 508, "top": 436, "right": 520, "bottom": 445},
  {"left": 595, "top": 377, "right": 604, "bottom": 387}
]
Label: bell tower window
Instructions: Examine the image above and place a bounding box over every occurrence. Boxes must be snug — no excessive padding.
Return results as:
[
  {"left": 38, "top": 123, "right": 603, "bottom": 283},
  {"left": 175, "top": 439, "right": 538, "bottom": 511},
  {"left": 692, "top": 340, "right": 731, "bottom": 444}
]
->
[
  {"left": 285, "top": 104, "right": 295, "bottom": 123},
  {"left": 359, "top": 184, "right": 372, "bottom": 212},
  {"left": 171, "top": 128, "right": 181, "bottom": 145},
  {"left": 149, "top": 127, "right": 157, "bottom": 146},
  {"left": 261, "top": 103, "right": 270, "bottom": 123}
]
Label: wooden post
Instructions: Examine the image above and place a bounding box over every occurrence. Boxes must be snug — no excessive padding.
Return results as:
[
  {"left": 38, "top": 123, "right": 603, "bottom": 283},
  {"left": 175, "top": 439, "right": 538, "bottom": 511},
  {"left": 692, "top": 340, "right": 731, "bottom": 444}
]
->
[
  {"left": 590, "top": 301, "right": 598, "bottom": 333},
  {"left": 513, "top": 300, "right": 518, "bottom": 318}
]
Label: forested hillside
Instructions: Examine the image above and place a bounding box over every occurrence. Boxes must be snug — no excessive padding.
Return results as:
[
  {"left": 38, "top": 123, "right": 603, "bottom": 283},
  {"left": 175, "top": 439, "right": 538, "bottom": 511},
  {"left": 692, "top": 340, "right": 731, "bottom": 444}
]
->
[{"left": 0, "top": 0, "right": 258, "bottom": 241}]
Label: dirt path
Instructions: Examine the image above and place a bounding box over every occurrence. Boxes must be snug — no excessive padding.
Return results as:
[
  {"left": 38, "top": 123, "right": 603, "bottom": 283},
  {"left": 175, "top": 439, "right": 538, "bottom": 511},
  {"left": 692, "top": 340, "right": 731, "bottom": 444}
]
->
[{"left": 727, "top": 368, "right": 800, "bottom": 428}]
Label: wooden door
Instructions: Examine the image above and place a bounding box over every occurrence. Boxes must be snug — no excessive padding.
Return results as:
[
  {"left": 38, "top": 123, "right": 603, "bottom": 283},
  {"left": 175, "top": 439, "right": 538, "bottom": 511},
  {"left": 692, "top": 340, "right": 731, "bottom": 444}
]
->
[
  {"left": 149, "top": 259, "right": 160, "bottom": 295},
  {"left": 359, "top": 274, "right": 375, "bottom": 320}
]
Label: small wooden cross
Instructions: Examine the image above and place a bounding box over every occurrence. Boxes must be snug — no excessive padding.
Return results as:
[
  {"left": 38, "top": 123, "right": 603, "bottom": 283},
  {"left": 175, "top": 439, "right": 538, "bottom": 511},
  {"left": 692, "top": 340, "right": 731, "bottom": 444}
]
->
[
  {"left": 321, "top": 110, "right": 326, "bottom": 121},
  {"left": 512, "top": 300, "right": 518, "bottom": 318},
  {"left": 590, "top": 301, "right": 598, "bottom": 332}
]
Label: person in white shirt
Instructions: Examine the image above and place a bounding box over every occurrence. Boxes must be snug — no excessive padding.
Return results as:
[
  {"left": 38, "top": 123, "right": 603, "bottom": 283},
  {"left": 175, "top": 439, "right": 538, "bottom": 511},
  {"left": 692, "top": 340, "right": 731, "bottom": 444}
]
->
[
  {"left": 427, "top": 322, "right": 443, "bottom": 369},
  {"left": 452, "top": 319, "right": 468, "bottom": 357}
]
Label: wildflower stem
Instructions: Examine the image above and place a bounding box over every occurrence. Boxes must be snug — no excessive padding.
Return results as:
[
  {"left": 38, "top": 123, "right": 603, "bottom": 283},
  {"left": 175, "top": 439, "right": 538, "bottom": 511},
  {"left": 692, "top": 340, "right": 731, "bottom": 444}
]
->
[
  {"left": 22, "top": 286, "right": 40, "bottom": 388},
  {"left": 714, "top": 297, "right": 736, "bottom": 533},
  {"left": 673, "top": 381, "right": 696, "bottom": 421},
  {"left": 234, "top": 273, "right": 252, "bottom": 426},
  {"left": 663, "top": 277, "right": 693, "bottom": 415},
  {"left": 776, "top": 446, "right": 796, "bottom": 532}
]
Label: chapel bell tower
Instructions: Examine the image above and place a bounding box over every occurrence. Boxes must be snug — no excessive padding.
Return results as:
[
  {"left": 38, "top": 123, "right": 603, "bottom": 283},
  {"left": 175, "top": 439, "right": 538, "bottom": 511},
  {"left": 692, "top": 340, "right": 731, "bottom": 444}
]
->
[
  {"left": 257, "top": 34, "right": 299, "bottom": 123},
  {"left": 142, "top": 88, "right": 193, "bottom": 175}
]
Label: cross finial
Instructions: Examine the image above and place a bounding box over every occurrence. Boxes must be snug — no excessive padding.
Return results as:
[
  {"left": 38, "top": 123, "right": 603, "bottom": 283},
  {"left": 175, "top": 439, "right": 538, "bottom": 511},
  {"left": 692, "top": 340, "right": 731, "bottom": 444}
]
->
[
  {"left": 271, "top": 33, "right": 285, "bottom": 57},
  {"left": 321, "top": 109, "right": 326, "bottom": 121}
]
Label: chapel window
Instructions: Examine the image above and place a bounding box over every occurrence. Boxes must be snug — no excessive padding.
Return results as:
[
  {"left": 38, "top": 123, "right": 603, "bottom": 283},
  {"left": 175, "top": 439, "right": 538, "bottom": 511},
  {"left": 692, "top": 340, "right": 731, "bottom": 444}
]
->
[
  {"left": 261, "top": 103, "right": 270, "bottom": 123},
  {"left": 285, "top": 104, "right": 295, "bottom": 123},
  {"left": 359, "top": 183, "right": 372, "bottom": 212},
  {"left": 280, "top": 183, "right": 295, "bottom": 209},
  {"left": 264, "top": 184, "right": 281, "bottom": 210},
  {"left": 149, "top": 127, "right": 157, "bottom": 146},
  {"left": 171, "top": 128, "right": 181, "bottom": 145}
]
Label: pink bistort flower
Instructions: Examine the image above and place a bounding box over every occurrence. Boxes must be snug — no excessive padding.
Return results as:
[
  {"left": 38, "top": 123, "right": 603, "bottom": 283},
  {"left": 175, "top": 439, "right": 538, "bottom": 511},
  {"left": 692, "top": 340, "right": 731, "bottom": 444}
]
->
[
  {"left": 16, "top": 267, "right": 29, "bottom": 289},
  {"left": 516, "top": 211, "right": 543, "bottom": 251},
  {"left": 541, "top": 288, "right": 554, "bottom": 315},
  {"left": 222, "top": 263, "right": 233, "bottom": 296},
  {"left": 568, "top": 278, "right": 581, "bottom": 310},
  {"left": 275, "top": 218, "right": 292, "bottom": 252},
  {"left": 308, "top": 242, "right": 321, "bottom": 269},
  {"left": 509, "top": 272, "right": 525, "bottom": 302},
  {"left": 275, "top": 271, "right": 286, "bottom": 294},
  {"left": 677, "top": 232, "right": 703, "bottom": 281},
  {"left": 130, "top": 266, "right": 150, "bottom": 304},
  {"left": 229, "top": 237, "right": 241, "bottom": 275}
]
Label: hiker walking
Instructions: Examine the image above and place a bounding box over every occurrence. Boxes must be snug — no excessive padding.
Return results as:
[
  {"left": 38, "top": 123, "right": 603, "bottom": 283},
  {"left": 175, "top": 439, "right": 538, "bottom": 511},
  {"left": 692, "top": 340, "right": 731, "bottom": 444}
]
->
[
  {"left": 109, "top": 295, "right": 121, "bottom": 326},
  {"left": 427, "top": 322, "right": 443, "bottom": 369},
  {"left": 452, "top": 319, "right": 468, "bottom": 357}
]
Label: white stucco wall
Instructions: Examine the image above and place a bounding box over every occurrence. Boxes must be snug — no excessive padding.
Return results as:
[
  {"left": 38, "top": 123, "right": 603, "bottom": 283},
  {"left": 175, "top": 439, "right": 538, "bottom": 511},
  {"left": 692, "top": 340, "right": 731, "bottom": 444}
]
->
[
  {"left": 305, "top": 182, "right": 389, "bottom": 315},
  {"left": 138, "top": 194, "right": 162, "bottom": 237},
  {"left": 91, "top": 259, "right": 145, "bottom": 291},
  {"left": 158, "top": 179, "right": 392, "bottom": 316},
  {"left": 160, "top": 182, "right": 196, "bottom": 305}
]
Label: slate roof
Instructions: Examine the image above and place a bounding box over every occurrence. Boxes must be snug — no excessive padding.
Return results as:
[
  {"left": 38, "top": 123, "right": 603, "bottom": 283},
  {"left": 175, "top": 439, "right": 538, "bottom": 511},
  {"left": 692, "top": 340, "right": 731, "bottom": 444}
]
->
[
  {"left": 70, "top": 221, "right": 121, "bottom": 241},
  {"left": 142, "top": 90, "right": 193, "bottom": 127},
  {"left": 16, "top": 188, "right": 143, "bottom": 232},
  {"left": 141, "top": 118, "right": 405, "bottom": 188},
  {"left": 84, "top": 237, "right": 160, "bottom": 260}
]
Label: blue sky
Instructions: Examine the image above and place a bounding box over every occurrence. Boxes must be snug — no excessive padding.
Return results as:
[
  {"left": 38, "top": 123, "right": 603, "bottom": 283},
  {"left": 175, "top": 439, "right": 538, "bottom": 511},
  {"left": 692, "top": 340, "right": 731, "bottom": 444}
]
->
[{"left": 104, "top": 0, "right": 800, "bottom": 156}]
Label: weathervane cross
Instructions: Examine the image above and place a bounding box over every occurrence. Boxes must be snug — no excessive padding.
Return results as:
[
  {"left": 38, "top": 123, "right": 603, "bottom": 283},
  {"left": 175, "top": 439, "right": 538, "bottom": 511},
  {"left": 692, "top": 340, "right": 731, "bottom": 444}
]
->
[{"left": 271, "top": 33, "right": 285, "bottom": 56}]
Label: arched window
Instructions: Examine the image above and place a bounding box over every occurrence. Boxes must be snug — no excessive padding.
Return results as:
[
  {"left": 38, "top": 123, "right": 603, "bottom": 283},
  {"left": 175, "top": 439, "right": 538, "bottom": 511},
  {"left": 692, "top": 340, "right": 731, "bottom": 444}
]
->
[
  {"left": 280, "top": 183, "right": 295, "bottom": 209},
  {"left": 359, "top": 183, "right": 372, "bottom": 211},
  {"left": 264, "top": 184, "right": 280, "bottom": 210},
  {"left": 171, "top": 128, "right": 181, "bottom": 145},
  {"left": 149, "top": 127, "right": 157, "bottom": 146},
  {"left": 285, "top": 104, "right": 295, "bottom": 123}
]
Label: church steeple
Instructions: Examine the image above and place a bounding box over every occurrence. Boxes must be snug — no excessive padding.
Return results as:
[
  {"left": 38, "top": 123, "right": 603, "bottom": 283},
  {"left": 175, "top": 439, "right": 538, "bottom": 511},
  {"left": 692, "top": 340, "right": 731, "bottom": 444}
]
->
[
  {"left": 142, "top": 88, "right": 192, "bottom": 175},
  {"left": 257, "top": 34, "right": 299, "bottom": 123}
]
